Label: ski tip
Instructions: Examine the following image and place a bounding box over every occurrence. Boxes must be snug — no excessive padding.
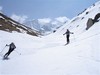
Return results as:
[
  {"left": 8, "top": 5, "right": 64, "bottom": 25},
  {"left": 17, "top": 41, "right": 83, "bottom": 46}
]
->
[
  {"left": 64, "top": 43, "right": 69, "bottom": 46},
  {"left": 2, "top": 57, "right": 10, "bottom": 60}
]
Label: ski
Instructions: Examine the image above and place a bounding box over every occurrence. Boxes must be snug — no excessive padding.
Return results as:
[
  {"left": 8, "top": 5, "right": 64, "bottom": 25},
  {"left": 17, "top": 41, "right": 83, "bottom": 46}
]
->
[
  {"left": 0, "top": 54, "right": 10, "bottom": 60},
  {"left": 64, "top": 43, "right": 69, "bottom": 46},
  {"left": 3, "top": 57, "right": 10, "bottom": 60}
]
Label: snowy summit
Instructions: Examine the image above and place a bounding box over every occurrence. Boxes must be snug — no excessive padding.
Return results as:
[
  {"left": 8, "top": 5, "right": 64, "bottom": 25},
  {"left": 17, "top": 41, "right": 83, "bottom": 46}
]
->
[{"left": 24, "top": 17, "right": 70, "bottom": 35}]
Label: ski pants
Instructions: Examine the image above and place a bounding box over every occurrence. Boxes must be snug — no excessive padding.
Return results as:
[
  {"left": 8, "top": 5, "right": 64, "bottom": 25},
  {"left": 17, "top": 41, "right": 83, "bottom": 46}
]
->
[
  {"left": 4, "top": 48, "right": 14, "bottom": 58},
  {"left": 66, "top": 35, "right": 70, "bottom": 44}
]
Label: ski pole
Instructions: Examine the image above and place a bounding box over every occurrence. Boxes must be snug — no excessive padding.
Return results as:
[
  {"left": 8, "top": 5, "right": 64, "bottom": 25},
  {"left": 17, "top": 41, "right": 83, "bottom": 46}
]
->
[
  {"left": 14, "top": 50, "right": 21, "bottom": 55},
  {"left": 73, "top": 34, "right": 76, "bottom": 42},
  {"left": 0, "top": 45, "right": 6, "bottom": 53}
]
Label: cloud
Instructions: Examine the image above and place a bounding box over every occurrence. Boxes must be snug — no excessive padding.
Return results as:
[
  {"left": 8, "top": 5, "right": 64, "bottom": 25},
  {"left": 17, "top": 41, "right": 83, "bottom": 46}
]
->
[
  {"left": 0, "top": 6, "right": 3, "bottom": 11},
  {"left": 38, "top": 18, "right": 51, "bottom": 25},
  {"left": 0, "top": 6, "right": 3, "bottom": 13},
  {"left": 55, "top": 17, "right": 70, "bottom": 23},
  {"left": 10, "top": 14, "right": 28, "bottom": 24}
]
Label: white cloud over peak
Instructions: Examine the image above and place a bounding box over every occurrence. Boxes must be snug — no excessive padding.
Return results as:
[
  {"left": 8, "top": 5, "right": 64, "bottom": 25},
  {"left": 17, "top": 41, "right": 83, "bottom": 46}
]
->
[
  {"left": 11, "top": 14, "right": 28, "bottom": 24},
  {"left": 0, "top": 6, "right": 3, "bottom": 11},
  {"left": 38, "top": 18, "right": 51, "bottom": 25},
  {"left": 0, "top": 6, "right": 3, "bottom": 13},
  {"left": 55, "top": 17, "right": 70, "bottom": 23}
]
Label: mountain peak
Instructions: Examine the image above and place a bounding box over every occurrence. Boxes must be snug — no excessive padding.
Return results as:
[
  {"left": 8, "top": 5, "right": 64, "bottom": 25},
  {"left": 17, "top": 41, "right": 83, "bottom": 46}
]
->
[{"left": 24, "top": 17, "right": 70, "bottom": 35}]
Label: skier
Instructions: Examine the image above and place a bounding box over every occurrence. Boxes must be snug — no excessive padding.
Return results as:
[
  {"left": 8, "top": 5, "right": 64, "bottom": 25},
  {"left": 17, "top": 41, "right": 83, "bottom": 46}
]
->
[
  {"left": 3, "top": 42, "right": 16, "bottom": 59},
  {"left": 63, "top": 29, "right": 74, "bottom": 45}
]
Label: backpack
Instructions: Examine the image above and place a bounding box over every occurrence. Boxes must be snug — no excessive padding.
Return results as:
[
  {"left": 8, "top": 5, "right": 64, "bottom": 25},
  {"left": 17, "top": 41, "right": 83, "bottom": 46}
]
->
[{"left": 10, "top": 43, "right": 16, "bottom": 49}]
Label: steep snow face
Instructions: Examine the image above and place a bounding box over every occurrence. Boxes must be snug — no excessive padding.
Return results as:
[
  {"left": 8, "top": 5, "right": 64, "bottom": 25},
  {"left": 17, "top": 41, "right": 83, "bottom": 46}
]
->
[
  {"left": 56, "top": 1, "right": 100, "bottom": 35},
  {"left": 24, "top": 17, "right": 70, "bottom": 35}
]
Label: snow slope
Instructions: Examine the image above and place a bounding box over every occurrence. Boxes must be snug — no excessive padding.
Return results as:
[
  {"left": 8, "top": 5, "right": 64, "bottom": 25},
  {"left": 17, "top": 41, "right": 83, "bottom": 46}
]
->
[
  {"left": 0, "top": 1, "right": 100, "bottom": 75},
  {"left": 0, "top": 22, "right": 100, "bottom": 75}
]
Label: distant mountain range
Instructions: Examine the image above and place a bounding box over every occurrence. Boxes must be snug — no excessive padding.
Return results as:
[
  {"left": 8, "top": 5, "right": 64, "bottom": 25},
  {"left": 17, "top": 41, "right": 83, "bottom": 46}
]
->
[
  {"left": 23, "top": 17, "right": 70, "bottom": 35},
  {"left": 0, "top": 12, "right": 70, "bottom": 36}
]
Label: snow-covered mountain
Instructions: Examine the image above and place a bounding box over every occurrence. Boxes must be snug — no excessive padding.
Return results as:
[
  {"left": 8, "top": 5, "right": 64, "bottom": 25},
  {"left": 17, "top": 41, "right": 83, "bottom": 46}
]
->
[
  {"left": 0, "top": 12, "right": 40, "bottom": 36},
  {"left": 56, "top": 1, "right": 100, "bottom": 35},
  {"left": 0, "top": 1, "right": 100, "bottom": 75},
  {"left": 24, "top": 17, "right": 70, "bottom": 35}
]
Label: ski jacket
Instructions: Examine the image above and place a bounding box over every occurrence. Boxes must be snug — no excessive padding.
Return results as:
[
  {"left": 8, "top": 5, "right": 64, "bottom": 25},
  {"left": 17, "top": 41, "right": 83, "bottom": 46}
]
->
[
  {"left": 63, "top": 30, "right": 73, "bottom": 36},
  {"left": 10, "top": 43, "right": 16, "bottom": 49},
  {"left": 6, "top": 43, "right": 16, "bottom": 49}
]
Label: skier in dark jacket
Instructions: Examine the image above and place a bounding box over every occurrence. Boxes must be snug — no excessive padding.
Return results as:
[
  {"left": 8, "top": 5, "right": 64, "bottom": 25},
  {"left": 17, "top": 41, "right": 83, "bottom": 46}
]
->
[
  {"left": 3, "top": 42, "right": 16, "bottom": 59},
  {"left": 63, "top": 29, "right": 74, "bottom": 44}
]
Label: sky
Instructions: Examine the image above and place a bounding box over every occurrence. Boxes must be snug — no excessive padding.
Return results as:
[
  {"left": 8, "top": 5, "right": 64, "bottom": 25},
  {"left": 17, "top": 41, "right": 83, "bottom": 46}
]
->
[{"left": 0, "top": 0, "right": 99, "bottom": 23}]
